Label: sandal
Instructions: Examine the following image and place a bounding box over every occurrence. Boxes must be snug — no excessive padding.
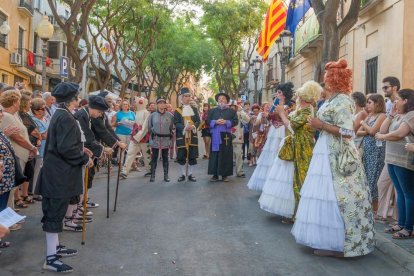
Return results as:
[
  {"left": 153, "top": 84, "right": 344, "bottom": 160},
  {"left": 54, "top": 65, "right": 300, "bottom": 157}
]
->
[
  {"left": 14, "top": 199, "right": 28, "bottom": 209},
  {"left": 0, "top": 241, "right": 10, "bottom": 248},
  {"left": 22, "top": 196, "right": 35, "bottom": 204},
  {"left": 392, "top": 229, "right": 414, "bottom": 239},
  {"left": 384, "top": 224, "right": 403, "bottom": 233}
]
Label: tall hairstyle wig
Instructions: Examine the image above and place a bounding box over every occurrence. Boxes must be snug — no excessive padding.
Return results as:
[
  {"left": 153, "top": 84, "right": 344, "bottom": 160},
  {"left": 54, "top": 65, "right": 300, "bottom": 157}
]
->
[{"left": 324, "top": 59, "right": 352, "bottom": 94}]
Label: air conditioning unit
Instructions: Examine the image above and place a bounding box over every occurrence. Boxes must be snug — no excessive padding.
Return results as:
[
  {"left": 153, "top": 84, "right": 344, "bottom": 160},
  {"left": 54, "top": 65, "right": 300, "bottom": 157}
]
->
[{"left": 10, "top": 52, "right": 22, "bottom": 66}]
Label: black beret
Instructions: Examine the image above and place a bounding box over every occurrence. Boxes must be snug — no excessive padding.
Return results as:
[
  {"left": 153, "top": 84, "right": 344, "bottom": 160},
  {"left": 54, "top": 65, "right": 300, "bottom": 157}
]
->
[
  {"left": 89, "top": 95, "right": 109, "bottom": 111},
  {"left": 97, "top": 90, "right": 109, "bottom": 98},
  {"left": 180, "top": 87, "right": 190, "bottom": 96},
  {"left": 156, "top": 97, "right": 166, "bottom": 104},
  {"left": 52, "top": 82, "right": 79, "bottom": 102}
]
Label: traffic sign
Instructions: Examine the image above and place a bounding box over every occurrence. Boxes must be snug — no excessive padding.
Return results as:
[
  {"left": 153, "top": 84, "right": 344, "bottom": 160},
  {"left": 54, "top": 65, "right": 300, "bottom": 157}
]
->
[{"left": 60, "top": 56, "right": 69, "bottom": 78}]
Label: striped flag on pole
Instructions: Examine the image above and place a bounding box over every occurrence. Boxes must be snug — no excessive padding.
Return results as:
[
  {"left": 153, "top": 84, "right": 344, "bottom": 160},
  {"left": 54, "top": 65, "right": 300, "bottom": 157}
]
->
[{"left": 257, "top": 0, "right": 288, "bottom": 62}]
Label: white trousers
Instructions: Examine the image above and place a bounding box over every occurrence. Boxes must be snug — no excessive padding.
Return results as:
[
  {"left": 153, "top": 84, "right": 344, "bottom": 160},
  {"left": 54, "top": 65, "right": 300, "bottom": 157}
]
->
[
  {"left": 233, "top": 143, "right": 244, "bottom": 176},
  {"left": 122, "top": 141, "right": 151, "bottom": 175}
]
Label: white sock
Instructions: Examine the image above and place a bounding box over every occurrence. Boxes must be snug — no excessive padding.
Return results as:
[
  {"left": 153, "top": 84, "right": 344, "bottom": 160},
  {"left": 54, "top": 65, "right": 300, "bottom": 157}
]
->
[
  {"left": 181, "top": 165, "right": 186, "bottom": 176},
  {"left": 188, "top": 165, "right": 194, "bottom": 175},
  {"left": 46, "top": 232, "right": 59, "bottom": 256},
  {"left": 65, "top": 205, "right": 75, "bottom": 218}
]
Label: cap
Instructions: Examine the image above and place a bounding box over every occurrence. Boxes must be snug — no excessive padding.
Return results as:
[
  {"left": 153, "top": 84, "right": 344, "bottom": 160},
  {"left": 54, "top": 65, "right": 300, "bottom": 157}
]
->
[
  {"left": 52, "top": 82, "right": 79, "bottom": 102},
  {"left": 88, "top": 95, "right": 109, "bottom": 111}
]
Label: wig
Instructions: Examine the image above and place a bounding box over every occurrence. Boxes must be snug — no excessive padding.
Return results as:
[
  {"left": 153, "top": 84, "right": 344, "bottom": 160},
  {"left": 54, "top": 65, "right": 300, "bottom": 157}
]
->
[
  {"left": 324, "top": 59, "right": 352, "bottom": 94},
  {"left": 277, "top": 82, "right": 294, "bottom": 102},
  {"left": 296, "top": 80, "right": 323, "bottom": 104}
]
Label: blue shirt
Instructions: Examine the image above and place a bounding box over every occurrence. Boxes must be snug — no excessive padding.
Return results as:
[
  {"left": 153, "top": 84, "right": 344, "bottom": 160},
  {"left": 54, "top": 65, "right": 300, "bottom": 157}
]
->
[
  {"left": 31, "top": 115, "right": 49, "bottom": 157},
  {"left": 115, "top": 111, "right": 135, "bottom": 135}
]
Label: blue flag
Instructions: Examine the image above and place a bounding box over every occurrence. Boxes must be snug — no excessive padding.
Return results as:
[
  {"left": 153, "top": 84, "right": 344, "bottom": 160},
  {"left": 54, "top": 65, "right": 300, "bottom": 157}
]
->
[{"left": 286, "top": 0, "right": 312, "bottom": 34}]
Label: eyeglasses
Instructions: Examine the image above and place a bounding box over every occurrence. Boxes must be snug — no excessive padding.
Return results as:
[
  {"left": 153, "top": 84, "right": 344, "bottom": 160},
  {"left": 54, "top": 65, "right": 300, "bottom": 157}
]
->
[
  {"left": 382, "top": 86, "right": 393, "bottom": 91},
  {"left": 36, "top": 107, "right": 46, "bottom": 111}
]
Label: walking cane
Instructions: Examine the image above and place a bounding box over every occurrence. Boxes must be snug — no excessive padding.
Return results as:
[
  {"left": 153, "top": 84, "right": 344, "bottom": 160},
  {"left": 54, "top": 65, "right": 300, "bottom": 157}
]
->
[
  {"left": 113, "top": 149, "right": 123, "bottom": 212},
  {"left": 81, "top": 167, "right": 89, "bottom": 245},
  {"left": 107, "top": 155, "right": 110, "bottom": 218},
  {"left": 185, "top": 137, "right": 190, "bottom": 182}
]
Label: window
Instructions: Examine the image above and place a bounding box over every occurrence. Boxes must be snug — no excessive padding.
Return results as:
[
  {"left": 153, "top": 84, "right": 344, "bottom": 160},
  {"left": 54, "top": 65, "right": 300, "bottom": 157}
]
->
[
  {"left": 34, "top": 0, "right": 41, "bottom": 10},
  {"left": 62, "top": 42, "right": 67, "bottom": 57},
  {"left": 366, "top": 56, "right": 378, "bottom": 94},
  {"left": 33, "top": 33, "right": 38, "bottom": 53},
  {"left": 18, "top": 27, "right": 24, "bottom": 56},
  {"left": 14, "top": 76, "right": 24, "bottom": 84},
  {"left": 2, "top": 74, "right": 8, "bottom": 84},
  {"left": 0, "top": 11, "right": 7, "bottom": 48},
  {"left": 48, "top": 41, "right": 59, "bottom": 59}
]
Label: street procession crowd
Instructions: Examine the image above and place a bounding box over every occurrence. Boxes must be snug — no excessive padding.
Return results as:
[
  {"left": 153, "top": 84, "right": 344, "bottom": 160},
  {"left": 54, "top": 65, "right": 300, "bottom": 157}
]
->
[{"left": 0, "top": 58, "right": 413, "bottom": 272}]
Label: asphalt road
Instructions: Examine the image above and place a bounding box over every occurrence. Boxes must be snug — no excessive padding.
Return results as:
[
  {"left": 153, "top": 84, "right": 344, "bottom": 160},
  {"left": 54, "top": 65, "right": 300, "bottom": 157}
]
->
[{"left": 0, "top": 159, "right": 409, "bottom": 275}]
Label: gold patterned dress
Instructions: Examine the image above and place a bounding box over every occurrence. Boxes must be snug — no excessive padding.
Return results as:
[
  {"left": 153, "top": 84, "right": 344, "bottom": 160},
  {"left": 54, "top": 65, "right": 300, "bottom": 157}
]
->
[
  {"left": 292, "top": 94, "right": 375, "bottom": 257},
  {"left": 259, "top": 106, "right": 315, "bottom": 218}
]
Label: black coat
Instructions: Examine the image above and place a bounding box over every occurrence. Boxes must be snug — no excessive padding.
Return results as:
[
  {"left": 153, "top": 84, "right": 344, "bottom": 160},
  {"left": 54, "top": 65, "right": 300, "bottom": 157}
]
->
[
  {"left": 37, "top": 108, "right": 89, "bottom": 199},
  {"left": 74, "top": 107, "right": 104, "bottom": 158},
  {"left": 91, "top": 114, "right": 119, "bottom": 147},
  {"left": 174, "top": 106, "right": 200, "bottom": 149}
]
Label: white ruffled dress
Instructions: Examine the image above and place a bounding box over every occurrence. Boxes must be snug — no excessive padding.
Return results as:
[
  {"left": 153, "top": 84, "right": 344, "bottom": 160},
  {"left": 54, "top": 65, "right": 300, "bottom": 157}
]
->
[
  {"left": 247, "top": 125, "right": 285, "bottom": 192},
  {"left": 291, "top": 133, "right": 345, "bottom": 252},
  {"left": 258, "top": 137, "right": 295, "bottom": 217}
]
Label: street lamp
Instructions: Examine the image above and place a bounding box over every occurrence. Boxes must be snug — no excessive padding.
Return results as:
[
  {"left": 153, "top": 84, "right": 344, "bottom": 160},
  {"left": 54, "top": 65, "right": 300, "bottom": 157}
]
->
[
  {"left": 250, "top": 55, "right": 262, "bottom": 104},
  {"left": 276, "top": 30, "right": 292, "bottom": 83},
  {"left": 0, "top": 21, "right": 11, "bottom": 36},
  {"left": 35, "top": 16, "right": 54, "bottom": 93}
]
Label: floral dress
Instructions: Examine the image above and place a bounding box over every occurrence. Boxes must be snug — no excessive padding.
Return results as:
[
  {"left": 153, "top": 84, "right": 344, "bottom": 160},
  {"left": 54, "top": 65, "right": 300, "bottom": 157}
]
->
[
  {"left": 292, "top": 94, "right": 375, "bottom": 257},
  {"left": 0, "top": 131, "right": 16, "bottom": 195},
  {"left": 290, "top": 106, "right": 316, "bottom": 201},
  {"left": 362, "top": 116, "right": 385, "bottom": 200}
]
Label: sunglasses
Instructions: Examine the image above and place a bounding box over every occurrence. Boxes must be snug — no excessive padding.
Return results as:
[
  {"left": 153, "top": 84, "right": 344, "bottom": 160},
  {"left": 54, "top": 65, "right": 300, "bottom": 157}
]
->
[{"left": 36, "top": 107, "right": 46, "bottom": 111}]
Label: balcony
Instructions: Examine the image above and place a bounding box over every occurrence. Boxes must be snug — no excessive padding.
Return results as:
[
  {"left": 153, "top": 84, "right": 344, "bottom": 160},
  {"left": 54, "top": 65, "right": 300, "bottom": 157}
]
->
[{"left": 18, "top": 0, "right": 34, "bottom": 17}]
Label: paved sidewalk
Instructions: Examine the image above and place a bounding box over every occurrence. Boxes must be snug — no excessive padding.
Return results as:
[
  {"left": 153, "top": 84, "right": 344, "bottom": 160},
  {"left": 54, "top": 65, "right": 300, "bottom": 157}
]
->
[{"left": 374, "top": 222, "right": 414, "bottom": 273}]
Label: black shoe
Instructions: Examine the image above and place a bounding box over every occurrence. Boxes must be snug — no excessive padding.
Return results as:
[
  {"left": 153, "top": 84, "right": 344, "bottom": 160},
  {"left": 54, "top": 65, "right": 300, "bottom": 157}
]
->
[
  {"left": 150, "top": 175, "right": 155, "bottom": 182},
  {"left": 177, "top": 175, "right": 186, "bottom": 182},
  {"left": 43, "top": 254, "right": 74, "bottom": 273},
  {"left": 210, "top": 175, "right": 218, "bottom": 182},
  {"left": 120, "top": 173, "right": 128, "bottom": 180},
  {"left": 144, "top": 172, "right": 152, "bottom": 177},
  {"left": 164, "top": 174, "right": 170, "bottom": 182},
  {"left": 56, "top": 245, "right": 78, "bottom": 257},
  {"left": 188, "top": 175, "right": 197, "bottom": 182}
]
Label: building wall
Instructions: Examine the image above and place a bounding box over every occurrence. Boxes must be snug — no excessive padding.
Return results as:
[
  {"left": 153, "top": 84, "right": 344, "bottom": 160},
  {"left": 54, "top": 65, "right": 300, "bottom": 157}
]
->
[
  {"left": 284, "top": 0, "right": 409, "bottom": 94},
  {"left": 0, "top": 0, "right": 33, "bottom": 88}
]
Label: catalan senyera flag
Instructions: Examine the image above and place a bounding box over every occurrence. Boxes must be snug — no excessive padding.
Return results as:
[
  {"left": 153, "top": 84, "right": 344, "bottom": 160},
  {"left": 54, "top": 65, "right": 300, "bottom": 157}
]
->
[{"left": 257, "top": 0, "right": 288, "bottom": 62}]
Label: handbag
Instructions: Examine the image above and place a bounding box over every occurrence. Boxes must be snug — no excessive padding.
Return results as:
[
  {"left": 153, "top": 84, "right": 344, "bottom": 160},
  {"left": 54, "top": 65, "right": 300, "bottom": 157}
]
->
[
  {"left": 337, "top": 136, "right": 359, "bottom": 176},
  {"left": 12, "top": 154, "right": 27, "bottom": 187},
  {"left": 278, "top": 135, "right": 295, "bottom": 161}
]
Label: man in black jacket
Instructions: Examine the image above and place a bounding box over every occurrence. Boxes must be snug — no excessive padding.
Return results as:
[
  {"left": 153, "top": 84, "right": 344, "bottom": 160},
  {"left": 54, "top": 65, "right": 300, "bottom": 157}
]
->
[
  {"left": 38, "top": 82, "right": 93, "bottom": 273},
  {"left": 173, "top": 88, "right": 200, "bottom": 182}
]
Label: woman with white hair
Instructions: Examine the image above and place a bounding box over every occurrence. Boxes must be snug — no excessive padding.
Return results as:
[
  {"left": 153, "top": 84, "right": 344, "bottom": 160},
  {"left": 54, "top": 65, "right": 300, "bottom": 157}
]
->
[{"left": 259, "top": 81, "right": 322, "bottom": 222}]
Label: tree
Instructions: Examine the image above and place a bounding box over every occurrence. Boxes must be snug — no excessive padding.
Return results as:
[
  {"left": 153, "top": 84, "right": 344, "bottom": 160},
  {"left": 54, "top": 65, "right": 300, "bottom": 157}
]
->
[
  {"left": 48, "top": 0, "right": 97, "bottom": 83},
  {"left": 144, "top": 18, "right": 214, "bottom": 104},
  {"left": 311, "top": 0, "right": 362, "bottom": 76},
  {"left": 200, "top": 0, "right": 267, "bottom": 98}
]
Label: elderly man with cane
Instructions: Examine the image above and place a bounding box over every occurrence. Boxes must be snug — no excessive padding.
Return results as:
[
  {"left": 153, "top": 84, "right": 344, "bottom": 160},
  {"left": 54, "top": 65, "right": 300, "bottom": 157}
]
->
[{"left": 37, "top": 82, "right": 93, "bottom": 273}]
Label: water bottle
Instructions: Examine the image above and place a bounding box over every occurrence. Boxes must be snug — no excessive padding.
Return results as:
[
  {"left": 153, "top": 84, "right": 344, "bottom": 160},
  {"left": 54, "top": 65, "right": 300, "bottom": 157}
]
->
[
  {"left": 376, "top": 139, "right": 383, "bottom": 147},
  {"left": 269, "top": 98, "right": 280, "bottom": 113}
]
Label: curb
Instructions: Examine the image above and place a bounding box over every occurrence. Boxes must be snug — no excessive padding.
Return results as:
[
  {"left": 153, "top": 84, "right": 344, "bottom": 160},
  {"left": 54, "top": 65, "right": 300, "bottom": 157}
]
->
[{"left": 375, "top": 233, "right": 414, "bottom": 273}]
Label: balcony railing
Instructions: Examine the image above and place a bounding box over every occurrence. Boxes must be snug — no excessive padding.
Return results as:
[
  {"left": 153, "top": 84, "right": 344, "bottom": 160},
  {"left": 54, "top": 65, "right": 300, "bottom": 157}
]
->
[
  {"left": 18, "top": 0, "right": 34, "bottom": 16},
  {"left": 20, "top": 48, "right": 43, "bottom": 72}
]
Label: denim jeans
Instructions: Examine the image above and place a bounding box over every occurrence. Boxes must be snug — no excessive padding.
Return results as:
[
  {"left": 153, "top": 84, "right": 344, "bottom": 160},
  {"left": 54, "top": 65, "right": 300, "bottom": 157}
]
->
[
  {"left": 388, "top": 164, "right": 414, "bottom": 231},
  {"left": 0, "top": 191, "right": 10, "bottom": 211}
]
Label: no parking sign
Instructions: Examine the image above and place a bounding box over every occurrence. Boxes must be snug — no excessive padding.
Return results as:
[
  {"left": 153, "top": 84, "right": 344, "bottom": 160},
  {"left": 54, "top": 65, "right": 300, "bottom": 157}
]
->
[{"left": 60, "top": 56, "right": 69, "bottom": 78}]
